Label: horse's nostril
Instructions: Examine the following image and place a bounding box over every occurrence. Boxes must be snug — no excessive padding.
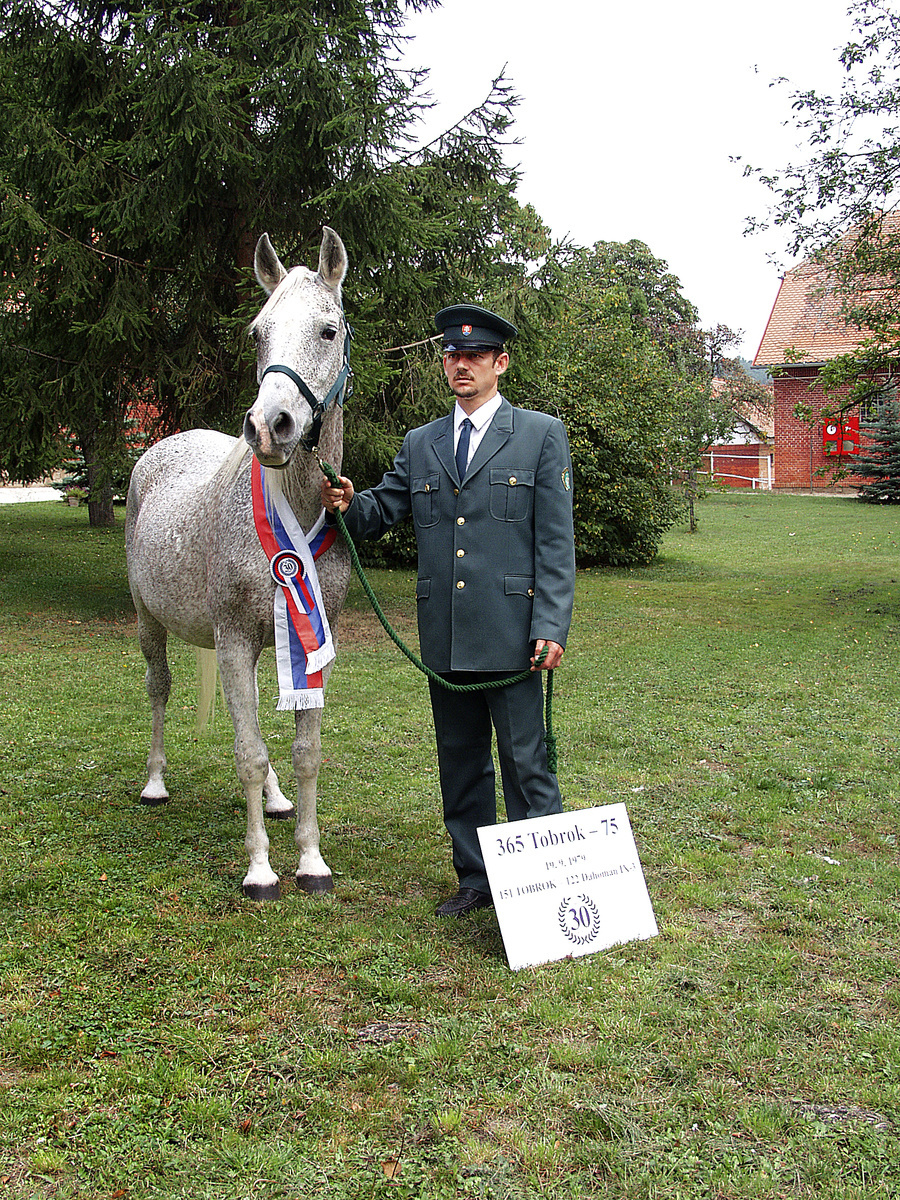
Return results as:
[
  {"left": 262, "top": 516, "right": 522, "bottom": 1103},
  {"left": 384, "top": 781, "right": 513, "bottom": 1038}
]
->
[
  {"left": 242, "top": 411, "right": 256, "bottom": 442},
  {"left": 273, "top": 411, "right": 295, "bottom": 442}
]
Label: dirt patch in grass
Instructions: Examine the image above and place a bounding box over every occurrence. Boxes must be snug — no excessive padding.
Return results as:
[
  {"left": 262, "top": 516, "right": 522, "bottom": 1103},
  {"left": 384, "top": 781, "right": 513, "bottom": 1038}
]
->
[
  {"left": 791, "top": 1099, "right": 894, "bottom": 1131},
  {"left": 693, "top": 906, "right": 760, "bottom": 941},
  {"left": 336, "top": 605, "right": 416, "bottom": 646},
  {"left": 0, "top": 1067, "right": 29, "bottom": 1090},
  {"left": 272, "top": 965, "right": 352, "bottom": 1026},
  {"left": 353, "top": 1019, "right": 422, "bottom": 1044}
]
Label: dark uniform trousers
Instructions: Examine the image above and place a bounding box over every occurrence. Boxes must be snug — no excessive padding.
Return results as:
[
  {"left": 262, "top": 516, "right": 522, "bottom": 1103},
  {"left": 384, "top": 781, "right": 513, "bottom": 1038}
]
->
[{"left": 428, "top": 669, "right": 563, "bottom": 894}]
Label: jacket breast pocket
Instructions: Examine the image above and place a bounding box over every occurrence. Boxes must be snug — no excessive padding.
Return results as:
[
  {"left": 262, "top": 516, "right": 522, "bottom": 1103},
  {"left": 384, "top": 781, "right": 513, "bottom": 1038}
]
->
[
  {"left": 489, "top": 468, "right": 535, "bottom": 522},
  {"left": 412, "top": 474, "right": 441, "bottom": 528}
]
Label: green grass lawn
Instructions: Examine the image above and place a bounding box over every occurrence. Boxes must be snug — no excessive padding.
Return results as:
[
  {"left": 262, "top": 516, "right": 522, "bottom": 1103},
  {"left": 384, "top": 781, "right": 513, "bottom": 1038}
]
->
[{"left": 0, "top": 491, "right": 898, "bottom": 1199}]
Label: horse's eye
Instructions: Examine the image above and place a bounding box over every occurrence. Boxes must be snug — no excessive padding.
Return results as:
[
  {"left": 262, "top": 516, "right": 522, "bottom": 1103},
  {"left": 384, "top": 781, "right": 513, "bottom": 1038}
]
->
[{"left": 321, "top": 327, "right": 337, "bottom": 342}]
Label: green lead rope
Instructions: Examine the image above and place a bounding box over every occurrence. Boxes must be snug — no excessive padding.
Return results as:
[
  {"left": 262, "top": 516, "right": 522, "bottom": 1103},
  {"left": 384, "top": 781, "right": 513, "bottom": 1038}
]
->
[{"left": 317, "top": 455, "right": 557, "bottom": 773}]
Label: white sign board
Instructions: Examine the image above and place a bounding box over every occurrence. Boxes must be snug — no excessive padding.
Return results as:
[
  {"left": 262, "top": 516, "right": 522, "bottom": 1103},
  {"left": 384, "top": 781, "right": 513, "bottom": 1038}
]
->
[{"left": 478, "top": 804, "right": 658, "bottom": 970}]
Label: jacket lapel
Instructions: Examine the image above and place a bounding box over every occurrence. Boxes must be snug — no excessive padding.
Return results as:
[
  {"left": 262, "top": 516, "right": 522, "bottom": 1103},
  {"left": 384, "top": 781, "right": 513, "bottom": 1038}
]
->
[
  {"left": 464, "top": 397, "right": 513, "bottom": 482},
  {"left": 431, "top": 413, "right": 458, "bottom": 484}
]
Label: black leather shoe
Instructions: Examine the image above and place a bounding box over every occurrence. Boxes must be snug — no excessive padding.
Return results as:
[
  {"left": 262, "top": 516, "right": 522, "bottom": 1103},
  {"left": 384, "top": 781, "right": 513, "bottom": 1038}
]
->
[{"left": 435, "top": 888, "right": 493, "bottom": 918}]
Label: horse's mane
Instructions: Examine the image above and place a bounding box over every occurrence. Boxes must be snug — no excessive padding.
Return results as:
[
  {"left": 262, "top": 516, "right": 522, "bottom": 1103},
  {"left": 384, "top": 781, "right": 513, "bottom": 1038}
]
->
[{"left": 211, "top": 435, "right": 253, "bottom": 497}]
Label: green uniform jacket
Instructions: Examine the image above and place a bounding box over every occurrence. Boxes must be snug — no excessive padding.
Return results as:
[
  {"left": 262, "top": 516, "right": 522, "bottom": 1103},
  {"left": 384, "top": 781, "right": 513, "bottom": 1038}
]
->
[{"left": 342, "top": 397, "right": 575, "bottom": 672}]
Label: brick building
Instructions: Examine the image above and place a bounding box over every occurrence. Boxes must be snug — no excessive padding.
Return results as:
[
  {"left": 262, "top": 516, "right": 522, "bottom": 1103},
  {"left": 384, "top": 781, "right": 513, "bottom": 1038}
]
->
[
  {"left": 753, "top": 246, "right": 886, "bottom": 490},
  {"left": 701, "top": 383, "right": 774, "bottom": 489}
]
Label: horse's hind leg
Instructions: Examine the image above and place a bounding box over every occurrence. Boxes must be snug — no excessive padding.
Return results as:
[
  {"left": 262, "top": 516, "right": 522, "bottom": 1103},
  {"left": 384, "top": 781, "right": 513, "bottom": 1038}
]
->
[
  {"left": 136, "top": 604, "right": 171, "bottom": 804},
  {"left": 292, "top": 691, "right": 333, "bottom": 894},
  {"left": 258, "top": 667, "right": 292, "bottom": 819},
  {"left": 264, "top": 766, "right": 294, "bottom": 819}
]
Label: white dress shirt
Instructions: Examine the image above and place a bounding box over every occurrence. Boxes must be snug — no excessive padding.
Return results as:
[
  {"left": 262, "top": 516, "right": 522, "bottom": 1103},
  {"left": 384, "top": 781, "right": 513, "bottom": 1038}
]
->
[{"left": 454, "top": 393, "right": 503, "bottom": 471}]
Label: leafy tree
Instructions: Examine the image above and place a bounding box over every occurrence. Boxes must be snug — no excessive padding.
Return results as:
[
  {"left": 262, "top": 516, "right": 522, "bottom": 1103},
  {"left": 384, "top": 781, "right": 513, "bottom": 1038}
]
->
[
  {"left": 535, "top": 244, "right": 687, "bottom": 567},
  {"left": 0, "top": 0, "right": 523, "bottom": 524},
  {"left": 669, "top": 329, "right": 773, "bottom": 531},
  {"left": 536, "top": 240, "right": 776, "bottom": 558},
  {"left": 669, "top": 374, "right": 735, "bottom": 533},
  {"left": 853, "top": 396, "right": 900, "bottom": 502},
  {"left": 566, "top": 239, "right": 701, "bottom": 371},
  {"left": 744, "top": 0, "right": 900, "bottom": 399}
]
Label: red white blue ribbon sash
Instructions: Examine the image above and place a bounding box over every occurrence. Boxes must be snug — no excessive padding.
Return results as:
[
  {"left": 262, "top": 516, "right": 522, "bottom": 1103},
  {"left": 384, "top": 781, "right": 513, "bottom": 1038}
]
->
[{"left": 251, "top": 458, "right": 337, "bottom": 710}]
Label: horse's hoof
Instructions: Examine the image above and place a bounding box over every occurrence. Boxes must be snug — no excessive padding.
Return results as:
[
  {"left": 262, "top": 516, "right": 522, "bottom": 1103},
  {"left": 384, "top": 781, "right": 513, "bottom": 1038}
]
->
[
  {"left": 295, "top": 873, "right": 334, "bottom": 895},
  {"left": 140, "top": 779, "right": 169, "bottom": 805},
  {"left": 265, "top": 806, "right": 295, "bottom": 821},
  {"left": 139, "top": 793, "right": 169, "bottom": 807},
  {"left": 242, "top": 879, "right": 281, "bottom": 902}
]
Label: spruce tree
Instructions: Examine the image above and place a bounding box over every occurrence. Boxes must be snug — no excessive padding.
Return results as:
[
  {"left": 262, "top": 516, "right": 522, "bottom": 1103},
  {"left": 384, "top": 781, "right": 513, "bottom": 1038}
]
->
[
  {"left": 854, "top": 399, "right": 900, "bottom": 504},
  {"left": 0, "top": 0, "right": 525, "bottom": 524}
]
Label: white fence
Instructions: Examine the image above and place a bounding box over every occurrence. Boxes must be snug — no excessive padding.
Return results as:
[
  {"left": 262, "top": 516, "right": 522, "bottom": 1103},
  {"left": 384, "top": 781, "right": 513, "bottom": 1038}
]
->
[{"left": 700, "top": 450, "right": 774, "bottom": 490}]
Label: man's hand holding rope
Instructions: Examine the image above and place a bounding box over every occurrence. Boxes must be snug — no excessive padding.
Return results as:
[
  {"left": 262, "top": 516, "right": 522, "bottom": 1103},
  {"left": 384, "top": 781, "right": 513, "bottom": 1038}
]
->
[{"left": 322, "top": 474, "right": 354, "bottom": 515}]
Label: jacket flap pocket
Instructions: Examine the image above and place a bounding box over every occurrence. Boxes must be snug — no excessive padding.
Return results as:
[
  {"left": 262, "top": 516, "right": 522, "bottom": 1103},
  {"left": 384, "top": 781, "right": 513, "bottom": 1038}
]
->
[
  {"left": 490, "top": 468, "right": 535, "bottom": 488},
  {"left": 504, "top": 575, "right": 535, "bottom": 597},
  {"left": 412, "top": 474, "right": 440, "bottom": 495}
]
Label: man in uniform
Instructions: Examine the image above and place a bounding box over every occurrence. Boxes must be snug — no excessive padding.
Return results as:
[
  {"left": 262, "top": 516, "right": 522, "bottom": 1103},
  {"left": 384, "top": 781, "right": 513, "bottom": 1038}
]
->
[{"left": 321, "top": 304, "right": 575, "bottom": 916}]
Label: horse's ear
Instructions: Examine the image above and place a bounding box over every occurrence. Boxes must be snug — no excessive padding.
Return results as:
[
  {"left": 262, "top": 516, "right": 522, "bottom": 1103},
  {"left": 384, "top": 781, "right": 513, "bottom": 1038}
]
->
[
  {"left": 317, "top": 227, "right": 348, "bottom": 293},
  {"left": 254, "top": 233, "right": 288, "bottom": 296}
]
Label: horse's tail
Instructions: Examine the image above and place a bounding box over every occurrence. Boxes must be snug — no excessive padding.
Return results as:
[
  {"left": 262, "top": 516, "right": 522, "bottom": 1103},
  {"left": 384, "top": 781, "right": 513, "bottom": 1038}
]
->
[{"left": 195, "top": 647, "right": 220, "bottom": 734}]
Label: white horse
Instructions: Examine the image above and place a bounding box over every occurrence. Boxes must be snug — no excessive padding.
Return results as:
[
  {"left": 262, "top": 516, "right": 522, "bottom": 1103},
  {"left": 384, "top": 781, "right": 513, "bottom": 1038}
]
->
[{"left": 125, "top": 227, "right": 351, "bottom": 900}]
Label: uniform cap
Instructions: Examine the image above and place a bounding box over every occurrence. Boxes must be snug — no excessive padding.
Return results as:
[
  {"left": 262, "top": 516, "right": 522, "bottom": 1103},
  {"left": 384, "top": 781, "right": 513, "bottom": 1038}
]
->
[{"left": 435, "top": 304, "right": 517, "bottom": 351}]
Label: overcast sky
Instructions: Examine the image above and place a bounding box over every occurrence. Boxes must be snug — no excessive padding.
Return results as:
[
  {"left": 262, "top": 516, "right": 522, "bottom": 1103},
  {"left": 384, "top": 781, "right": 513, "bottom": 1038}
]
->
[{"left": 400, "top": 0, "right": 856, "bottom": 361}]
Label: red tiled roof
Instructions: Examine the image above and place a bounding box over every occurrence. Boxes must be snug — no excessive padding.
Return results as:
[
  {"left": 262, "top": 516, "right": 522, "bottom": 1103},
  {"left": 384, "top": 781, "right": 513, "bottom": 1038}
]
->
[
  {"left": 753, "top": 215, "right": 900, "bottom": 368},
  {"left": 739, "top": 401, "right": 774, "bottom": 439},
  {"left": 754, "top": 261, "right": 870, "bottom": 367},
  {"left": 710, "top": 377, "right": 774, "bottom": 438}
]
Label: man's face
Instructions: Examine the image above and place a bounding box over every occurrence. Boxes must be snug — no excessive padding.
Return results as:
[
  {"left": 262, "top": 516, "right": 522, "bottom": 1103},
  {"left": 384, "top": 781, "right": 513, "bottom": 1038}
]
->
[{"left": 443, "top": 348, "right": 509, "bottom": 406}]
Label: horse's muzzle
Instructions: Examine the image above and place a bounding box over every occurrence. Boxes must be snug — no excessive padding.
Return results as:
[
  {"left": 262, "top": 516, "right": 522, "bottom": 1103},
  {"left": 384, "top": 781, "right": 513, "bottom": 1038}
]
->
[{"left": 243, "top": 401, "right": 300, "bottom": 468}]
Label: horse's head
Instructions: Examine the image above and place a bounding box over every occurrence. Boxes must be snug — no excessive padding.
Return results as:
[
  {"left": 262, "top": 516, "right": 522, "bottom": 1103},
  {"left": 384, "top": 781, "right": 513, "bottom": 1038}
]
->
[{"left": 243, "top": 227, "right": 349, "bottom": 468}]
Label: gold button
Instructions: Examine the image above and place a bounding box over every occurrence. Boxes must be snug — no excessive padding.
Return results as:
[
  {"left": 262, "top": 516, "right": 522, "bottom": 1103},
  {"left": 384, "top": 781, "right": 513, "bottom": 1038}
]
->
[
  {"left": 457, "top": 517, "right": 465, "bottom": 525},
  {"left": 424, "top": 483, "right": 431, "bottom": 492},
  {"left": 456, "top": 548, "right": 465, "bottom": 557},
  {"left": 509, "top": 476, "right": 517, "bottom": 485},
  {"left": 456, "top": 580, "right": 465, "bottom": 590},
  {"left": 527, "top": 588, "right": 535, "bottom": 597},
  {"left": 453, "top": 488, "right": 459, "bottom": 495}
]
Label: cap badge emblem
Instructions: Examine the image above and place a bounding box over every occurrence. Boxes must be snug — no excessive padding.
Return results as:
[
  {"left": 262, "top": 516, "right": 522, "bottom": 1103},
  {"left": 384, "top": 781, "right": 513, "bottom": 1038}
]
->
[{"left": 462, "top": 324, "right": 472, "bottom": 335}]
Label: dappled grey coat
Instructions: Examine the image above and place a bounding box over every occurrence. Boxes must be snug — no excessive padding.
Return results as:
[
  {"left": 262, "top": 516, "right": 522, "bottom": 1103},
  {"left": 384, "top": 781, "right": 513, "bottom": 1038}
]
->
[{"left": 340, "top": 397, "right": 575, "bottom": 672}]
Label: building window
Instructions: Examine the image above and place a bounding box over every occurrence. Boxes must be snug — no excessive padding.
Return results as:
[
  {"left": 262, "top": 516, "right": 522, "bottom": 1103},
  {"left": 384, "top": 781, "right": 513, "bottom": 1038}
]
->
[{"left": 860, "top": 385, "right": 895, "bottom": 423}]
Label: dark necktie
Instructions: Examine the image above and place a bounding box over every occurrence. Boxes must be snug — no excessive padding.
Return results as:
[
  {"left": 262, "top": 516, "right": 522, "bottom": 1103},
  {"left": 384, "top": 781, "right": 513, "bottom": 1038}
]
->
[{"left": 456, "top": 418, "right": 472, "bottom": 482}]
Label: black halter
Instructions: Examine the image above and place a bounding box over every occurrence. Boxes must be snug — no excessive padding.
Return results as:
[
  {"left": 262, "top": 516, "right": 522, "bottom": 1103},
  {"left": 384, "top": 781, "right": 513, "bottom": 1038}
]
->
[{"left": 260, "top": 321, "right": 352, "bottom": 452}]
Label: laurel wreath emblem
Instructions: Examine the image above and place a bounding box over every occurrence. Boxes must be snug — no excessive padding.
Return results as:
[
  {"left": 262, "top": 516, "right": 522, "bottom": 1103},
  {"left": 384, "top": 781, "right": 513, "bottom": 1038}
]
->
[{"left": 558, "top": 894, "right": 602, "bottom": 946}]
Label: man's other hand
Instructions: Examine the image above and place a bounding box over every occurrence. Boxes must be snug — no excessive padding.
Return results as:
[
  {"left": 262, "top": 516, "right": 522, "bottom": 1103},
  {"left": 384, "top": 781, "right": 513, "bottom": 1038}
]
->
[{"left": 531, "top": 640, "right": 564, "bottom": 670}]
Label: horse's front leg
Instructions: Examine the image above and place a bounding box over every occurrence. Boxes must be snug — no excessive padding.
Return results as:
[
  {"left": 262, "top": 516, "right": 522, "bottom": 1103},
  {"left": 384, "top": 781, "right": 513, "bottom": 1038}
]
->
[
  {"left": 292, "top": 699, "right": 333, "bottom": 894},
  {"left": 215, "top": 633, "right": 280, "bottom": 901}
]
